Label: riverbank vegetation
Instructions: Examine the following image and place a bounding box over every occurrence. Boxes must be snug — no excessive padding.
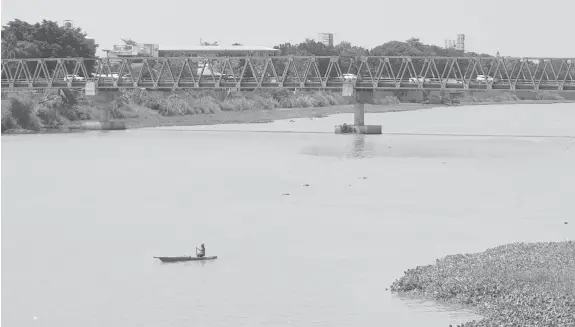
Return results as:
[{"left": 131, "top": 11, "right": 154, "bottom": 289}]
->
[
  {"left": 1, "top": 89, "right": 356, "bottom": 133},
  {"left": 113, "top": 88, "right": 351, "bottom": 117},
  {"left": 2, "top": 88, "right": 572, "bottom": 133},
  {"left": 390, "top": 241, "right": 575, "bottom": 326},
  {"left": 1, "top": 91, "right": 94, "bottom": 132}
]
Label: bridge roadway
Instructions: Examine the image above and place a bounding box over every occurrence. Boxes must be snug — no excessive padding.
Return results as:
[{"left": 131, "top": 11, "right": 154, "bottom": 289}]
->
[{"left": 2, "top": 56, "right": 574, "bottom": 92}]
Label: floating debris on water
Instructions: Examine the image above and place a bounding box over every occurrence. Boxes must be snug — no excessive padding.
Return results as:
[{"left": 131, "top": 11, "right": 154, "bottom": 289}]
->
[{"left": 390, "top": 241, "right": 575, "bottom": 326}]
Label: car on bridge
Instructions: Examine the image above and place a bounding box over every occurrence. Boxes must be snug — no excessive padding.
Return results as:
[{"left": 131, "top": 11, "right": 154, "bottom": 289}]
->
[
  {"left": 334, "top": 74, "right": 357, "bottom": 81},
  {"left": 409, "top": 76, "right": 430, "bottom": 83},
  {"left": 476, "top": 75, "right": 499, "bottom": 83},
  {"left": 445, "top": 78, "right": 463, "bottom": 85},
  {"left": 64, "top": 74, "right": 86, "bottom": 82}
]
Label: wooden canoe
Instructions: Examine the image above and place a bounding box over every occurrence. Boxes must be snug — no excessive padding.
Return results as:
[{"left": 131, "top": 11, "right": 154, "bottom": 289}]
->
[{"left": 154, "top": 256, "right": 217, "bottom": 263}]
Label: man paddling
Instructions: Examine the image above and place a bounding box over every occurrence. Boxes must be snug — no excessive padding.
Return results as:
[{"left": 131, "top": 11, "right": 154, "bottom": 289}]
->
[{"left": 196, "top": 243, "right": 205, "bottom": 258}]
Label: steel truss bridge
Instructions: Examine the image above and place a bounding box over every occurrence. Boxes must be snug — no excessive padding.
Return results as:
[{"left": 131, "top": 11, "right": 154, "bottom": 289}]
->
[{"left": 1, "top": 56, "right": 574, "bottom": 92}]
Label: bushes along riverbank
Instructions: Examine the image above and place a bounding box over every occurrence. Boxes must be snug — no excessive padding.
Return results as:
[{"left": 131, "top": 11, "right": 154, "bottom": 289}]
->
[
  {"left": 2, "top": 88, "right": 572, "bottom": 134},
  {"left": 1, "top": 89, "right": 360, "bottom": 133},
  {"left": 390, "top": 241, "right": 575, "bottom": 326}
]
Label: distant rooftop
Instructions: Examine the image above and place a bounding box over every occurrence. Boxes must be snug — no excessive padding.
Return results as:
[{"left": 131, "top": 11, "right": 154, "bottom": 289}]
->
[{"left": 159, "top": 45, "right": 279, "bottom": 52}]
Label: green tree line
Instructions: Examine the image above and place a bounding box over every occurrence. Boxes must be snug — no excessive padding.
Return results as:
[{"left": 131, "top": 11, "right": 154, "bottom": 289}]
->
[{"left": 2, "top": 19, "right": 98, "bottom": 75}]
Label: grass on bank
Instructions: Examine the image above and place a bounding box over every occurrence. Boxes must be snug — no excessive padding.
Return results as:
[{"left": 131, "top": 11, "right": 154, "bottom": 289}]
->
[
  {"left": 1, "top": 88, "right": 568, "bottom": 133},
  {"left": 1, "top": 89, "right": 355, "bottom": 132},
  {"left": 113, "top": 88, "right": 353, "bottom": 117},
  {"left": 458, "top": 91, "right": 566, "bottom": 103},
  {"left": 390, "top": 241, "right": 575, "bottom": 327}
]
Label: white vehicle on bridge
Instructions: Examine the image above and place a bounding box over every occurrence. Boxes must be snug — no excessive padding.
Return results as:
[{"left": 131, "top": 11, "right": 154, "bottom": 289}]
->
[
  {"left": 94, "top": 73, "right": 119, "bottom": 80},
  {"left": 64, "top": 74, "right": 85, "bottom": 81},
  {"left": 476, "top": 75, "right": 495, "bottom": 83},
  {"left": 445, "top": 78, "right": 463, "bottom": 85},
  {"left": 340, "top": 74, "right": 357, "bottom": 80},
  {"left": 409, "top": 76, "right": 430, "bottom": 83}
]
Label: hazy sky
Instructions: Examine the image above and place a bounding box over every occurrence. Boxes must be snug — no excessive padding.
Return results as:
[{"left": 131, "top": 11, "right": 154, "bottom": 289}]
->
[{"left": 2, "top": 0, "right": 574, "bottom": 58}]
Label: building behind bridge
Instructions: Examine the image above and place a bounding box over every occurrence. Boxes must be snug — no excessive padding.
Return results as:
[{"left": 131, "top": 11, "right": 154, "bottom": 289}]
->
[
  {"left": 107, "top": 43, "right": 279, "bottom": 58},
  {"left": 157, "top": 45, "right": 280, "bottom": 57},
  {"left": 105, "top": 43, "right": 279, "bottom": 77},
  {"left": 444, "top": 33, "right": 465, "bottom": 52},
  {"left": 108, "top": 43, "right": 160, "bottom": 57},
  {"left": 317, "top": 33, "right": 334, "bottom": 47}
]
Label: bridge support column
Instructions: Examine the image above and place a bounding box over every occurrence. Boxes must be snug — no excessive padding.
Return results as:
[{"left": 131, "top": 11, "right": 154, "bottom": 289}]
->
[
  {"left": 354, "top": 103, "right": 365, "bottom": 126},
  {"left": 335, "top": 86, "right": 381, "bottom": 135}
]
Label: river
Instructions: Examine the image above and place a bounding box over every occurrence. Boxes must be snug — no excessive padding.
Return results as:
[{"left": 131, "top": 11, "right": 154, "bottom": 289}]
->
[{"left": 2, "top": 103, "right": 574, "bottom": 327}]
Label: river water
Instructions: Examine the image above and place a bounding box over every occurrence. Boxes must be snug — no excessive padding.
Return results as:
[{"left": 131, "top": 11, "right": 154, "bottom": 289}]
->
[{"left": 2, "top": 103, "right": 574, "bottom": 327}]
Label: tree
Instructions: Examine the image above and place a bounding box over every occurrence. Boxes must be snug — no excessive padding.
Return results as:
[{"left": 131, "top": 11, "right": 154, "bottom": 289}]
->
[
  {"left": 371, "top": 40, "right": 426, "bottom": 57},
  {"left": 1, "top": 30, "right": 18, "bottom": 58},
  {"left": 272, "top": 40, "right": 340, "bottom": 79},
  {"left": 1, "top": 19, "right": 98, "bottom": 59},
  {"left": 2, "top": 19, "right": 98, "bottom": 76},
  {"left": 406, "top": 37, "right": 424, "bottom": 51},
  {"left": 1, "top": 31, "right": 42, "bottom": 59},
  {"left": 335, "top": 41, "right": 368, "bottom": 57}
]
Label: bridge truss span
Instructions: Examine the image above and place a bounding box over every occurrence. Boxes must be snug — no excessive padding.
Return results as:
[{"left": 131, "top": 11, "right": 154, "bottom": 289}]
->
[{"left": 1, "top": 56, "right": 574, "bottom": 92}]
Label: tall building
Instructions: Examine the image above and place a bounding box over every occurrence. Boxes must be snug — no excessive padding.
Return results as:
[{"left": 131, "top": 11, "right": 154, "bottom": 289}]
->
[
  {"left": 318, "top": 33, "right": 334, "bottom": 47},
  {"left": 455, "top": 33, "right": 465, "bottom": 52},
  {"left": 445, "top": 34, "right": 465, "bottom": 52}
]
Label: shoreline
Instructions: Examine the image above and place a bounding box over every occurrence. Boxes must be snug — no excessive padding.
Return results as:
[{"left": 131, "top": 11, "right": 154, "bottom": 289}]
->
[
  {"left": 2, "top": 99, "right": 573, "bottom": 135},
  {"left": 390, "top": 241, "right": 575, "bottom": 327}
]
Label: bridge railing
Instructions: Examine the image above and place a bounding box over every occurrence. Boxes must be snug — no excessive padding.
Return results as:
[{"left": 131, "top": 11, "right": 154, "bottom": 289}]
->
[{"left": 2, "top": 56, "right": 574, "bottom": 91}]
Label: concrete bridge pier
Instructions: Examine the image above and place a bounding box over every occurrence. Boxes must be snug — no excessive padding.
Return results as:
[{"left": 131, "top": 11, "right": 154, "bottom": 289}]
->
[
  {"left": 335, "top": 88, "right": 382, "bottom": 135},
  {"left": 354, "top": 103, "right": 365, "bottom": 126}
]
